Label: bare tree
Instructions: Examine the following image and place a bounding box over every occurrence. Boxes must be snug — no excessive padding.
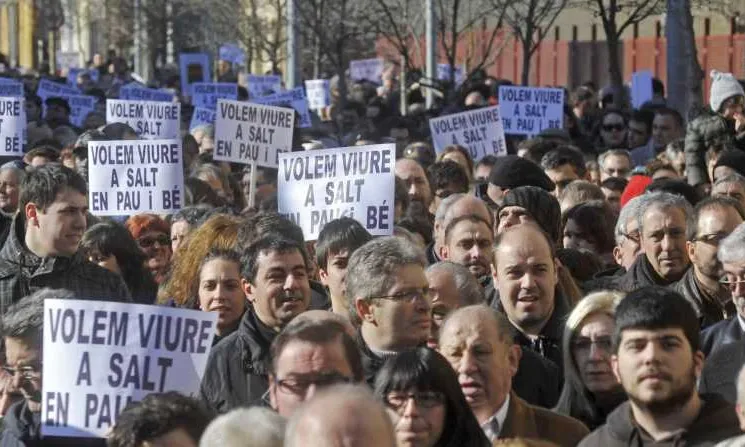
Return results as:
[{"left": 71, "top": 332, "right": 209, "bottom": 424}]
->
[
  {"left": 363, "top": 0, "right": 425, "bottom": 72},
  {"left": 497, "top": 0, "right": 569, "bottom": 85}
]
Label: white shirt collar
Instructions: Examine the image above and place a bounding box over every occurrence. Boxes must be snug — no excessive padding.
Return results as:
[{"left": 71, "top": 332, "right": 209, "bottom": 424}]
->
[{"left": 480, "top": 394, "right": 510, "bottom": 442}]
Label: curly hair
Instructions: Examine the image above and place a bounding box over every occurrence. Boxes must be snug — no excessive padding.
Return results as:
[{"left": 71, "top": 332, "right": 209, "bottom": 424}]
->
[{"left": 158, "top": 214, "right": 242, "bottom": 306}]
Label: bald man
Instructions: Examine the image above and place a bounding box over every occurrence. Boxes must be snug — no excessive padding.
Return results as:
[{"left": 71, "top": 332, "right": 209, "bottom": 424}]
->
[
  {"left": 439, "top": 305, "right": 588, "bottom": 445},
  {"left": 284, "top": 384, "right": 396, "bottom": 447}
]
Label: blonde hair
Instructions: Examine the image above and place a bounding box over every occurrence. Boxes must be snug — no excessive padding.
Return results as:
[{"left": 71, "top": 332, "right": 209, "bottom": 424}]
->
[
  {"left": 158, "top": 214, "right": 241, "bottom": 306},
  {"left": 554, "top": 290, "right": 624, "bottom": 422}
]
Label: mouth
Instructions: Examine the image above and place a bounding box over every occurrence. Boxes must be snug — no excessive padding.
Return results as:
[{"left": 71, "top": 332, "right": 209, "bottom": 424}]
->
[
  {"left": 517, "top": 295, "right": 539, "bottom": 303},
  {"left": 210, "top": 305, "right": 231, "bottom": 313},
  {"left": 639, "top": 372, "right": 670, "bottom": 383},
  {"left": 426, "top": 338, "right": 438, "bottom": 349}
]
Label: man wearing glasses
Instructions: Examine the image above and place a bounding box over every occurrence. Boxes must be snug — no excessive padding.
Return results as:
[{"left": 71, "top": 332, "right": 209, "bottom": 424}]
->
[
  {"left": 347, "top": 237, "right": 431, "bottom": 385},
  {"left": 674, "top": 197, "right": 744, "bottom": 329},
  {"left": 701, "top": 222, "right": 745, "bottom": 357}
]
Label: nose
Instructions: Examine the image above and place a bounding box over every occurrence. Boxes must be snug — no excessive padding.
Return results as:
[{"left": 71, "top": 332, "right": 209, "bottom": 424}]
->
[
  {"left": 401, "top": 397, "right": 420, "bottom": 417},
  {"left": 589, "top": 343, "right": 606, "bottom": 361},
  {"left": 469, "top": 245, "right": 482, "bottom": 259},
  {"left": 519, "top": 271, "right": 536, "bottom": 289},
  {"left": 459, "top": 350, "right": 478, "bottom": 375},
  {"left": 284, "top": 273, "right": 301, "bottom": 291},
  {"left": 304, "top": 383, "right": 318, "bottom": 401}
]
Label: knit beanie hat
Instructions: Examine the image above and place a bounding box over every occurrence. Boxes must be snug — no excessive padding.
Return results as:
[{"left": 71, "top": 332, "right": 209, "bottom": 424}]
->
[
  {"left": 488, "top": 155, "right": 555, "bottom": 192},
  {"left": 620, "top": 175, "right": 652, "bottom": 208},
  {"left": 499, "top": 186, "right": 561, "bottom": 244},
  {"left": 714, "top": 149, "right": 745, "bottom": 178},
  {"left": 710, "top": 70, "right": 745, "bottom": 113}
]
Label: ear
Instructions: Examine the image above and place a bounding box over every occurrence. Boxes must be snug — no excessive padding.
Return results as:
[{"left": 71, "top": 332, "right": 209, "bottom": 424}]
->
[
  {"left": 242, "top": 279, "right": 254, "bottom": 304},
  {"left": 686, "top": 240, "right": 696, "bottom": 263},
  {"left": 693, "top": 350, "right": 705, "bottom": 379},
  {"left": 318, "top": 268, "right": 329, "bottom": 287},
  {"left": 552, "top": 257, "right": 560, "bottom": 286},
  {"left": 25, "top": 202, "right": 39, "bottom": 226},
  {"left": 613, "top": 245, "right": 623, "bottom": 267},
  {"left": 611, "top": 354, "right": 621, "bottom": 383},
  {"left": 490, "top": 262, "right": 498, "bottom": 285},
  {"left": 268, "top": 375, "right": 279, "bottom": 410},
  {"left": 355, "top": 297, "right": 375, "bottom": 324},
  {"left": 508, "top": 344, "right": 522, "bottom": 378},
  {"left": 439, "top": 244, "right": 449, "bottom": 260}
]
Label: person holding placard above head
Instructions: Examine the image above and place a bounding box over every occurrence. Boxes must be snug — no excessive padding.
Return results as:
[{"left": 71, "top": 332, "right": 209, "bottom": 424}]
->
[
  {"left": 0, "top": 164, "right": 131, "bottom": 309},
  {"left": 195, "top": 248, "right": 247, "bottom": 345},
  {"left": 200, "top": 236, "right": 312, "bottom": 413}
]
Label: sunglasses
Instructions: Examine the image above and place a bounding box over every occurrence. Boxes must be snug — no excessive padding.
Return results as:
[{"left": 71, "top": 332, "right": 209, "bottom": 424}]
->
[
  {"left": 138, "top": 234, "right": 170, "bottom": 249},
  {"left": 602, "top": 124, "right": 626, "bottom": 132}
]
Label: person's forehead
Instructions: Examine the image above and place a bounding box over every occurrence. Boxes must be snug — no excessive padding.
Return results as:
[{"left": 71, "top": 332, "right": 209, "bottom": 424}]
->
[
  {"left": 698, "top": 205, "right": 741, "bottom": 228},
  {"left": 499, "top": 205, "right": 528, "bottom": 215},
  {"left": 5, "top": 337, "right": 39, "bottom": 362},
  {"left": 426, "top": 269, "right": 456, "bottom": 289},
  {"left": 496, "top": 230, "right": 552, "bottom": 261},
  {"left": 643, "top": 204, "right": 686, "bottom": 225},
  {"left": 276, "top": 338, "right": 347, "bottom": 372},
  {"left": 619, "top": 327, "right": 687, "bottom": 342},
  {"left": 395, "top": 160, "right": 425, "bottom": 177},
  {"left": 723, "top": 259, "right": 745, "bottom": 274},
  {"left": 605, "top": 154, "right": 629, "bottom": 165},
  {"left": 200, "top": 258, "right": 239, "bottom": 277},
  {"left": 447, "top": 197, "right": 490, "bottom": 221},
  {"left": 628, "top": 120, "right": 647, "bottom": 129},
  {"left": 603, "top": 114, "right": 624, "bottom": 124},
  {"left": 714, "top": 182, "right": 745, "bottom": 193},
  {"left": 257, "top": 249, "right": 305, "bottom": 268},
  {"left": 389, "top": 263, "right": 427, "bottom": 285},
  {"left": 441, "top": 312, "right": 497, "bottom": 344},
  {"left": 654, "top": 114, "right": 675, "bottom": 126},
  {"left": 48, "top": 188, "right": 87, "bottom": 206},
  {"left": 450, "top": 219, "right": 491, "bottom": 237}
]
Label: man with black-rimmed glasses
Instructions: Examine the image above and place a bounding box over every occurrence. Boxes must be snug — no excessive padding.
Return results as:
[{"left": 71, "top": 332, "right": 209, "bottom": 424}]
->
[{"left": 346, "top": 236, "right": 431, "bottom": 385}]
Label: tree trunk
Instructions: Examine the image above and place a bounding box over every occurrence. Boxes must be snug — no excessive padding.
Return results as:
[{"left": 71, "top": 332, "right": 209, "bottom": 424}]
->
[
  {"left": 683, "top": 0, "right": 703, "bottom": 117},
  {"left": 605, "top": 28, "right": 627, "bottom": 108},
  {"left": 521, "top": 37, "right": 531, "bottom": 85}
]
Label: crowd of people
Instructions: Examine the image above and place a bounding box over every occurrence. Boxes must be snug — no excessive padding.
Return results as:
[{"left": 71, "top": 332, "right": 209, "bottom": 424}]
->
[{"left": 2, "top": 52, "right": 745, "bottom": 446}]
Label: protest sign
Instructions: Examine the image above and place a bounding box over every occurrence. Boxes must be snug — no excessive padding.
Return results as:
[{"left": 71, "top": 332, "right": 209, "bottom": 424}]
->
[
  {"left": 253, "top": 87, "right": 311, "bottom": 128},
  {"left": 179, "top": 53, "right": 211, "bottom": 96},
  {"left": 437, "top": 64, "right": 465, "bottom": 85},
  {"left": 41, "top": 299, "right": 216, "bottom": 438},
  {"left": 65, "top": 94, "right": 98, "bottom": 128},
  {"left": 119, "top": 83, "right": 174, "bottom": 102},
  {"left": 304, "top": 79, "right": 330, "bottom": 110},
  {"left": 189, "top": 107, "right": 216, "bottom": 131},
  {"left": 56, "top": 51, "right": 81, "bottom": 71},
  {"left": 214, "top": 99, "right": 294, "bottom": 168},
  {"left": 106, "top": 99, "right": 181, "bottom": 140},
  {"left": 37, "top": 78, "right": 81, "bottom": 98},
  {"left": 631, "top": 70, "right": 654, "bottom": 109},
  {"left": 429, "top": 105, "right": 507, "bottom": 160},
  {"left": 247, "top": 74, "right": 282, "bottom": 98},
  {"left": 499, "top": 86, "right": 564, "bottom": 135},
  {"left": 191, "top": 82, "right": 238, "bottom": 110},
  {"left": 0, "top": 78, "right": 23, "bottom": 97},
  {"left": 67, "top": 68, "right": 100, "bottom": 87},
  {"left": 278, "top": 144, "right": 395, "bottom": 240},
  {"left": 88, "top": 139, "right": 184, "bottom": 215},
  {"left": 219, "top": 43, "right": 246, "bottom": 65},
  {"left": 0, "top": 96, "right": 25, "bottom": 156},
  {"left": 350, "top": 58, "right": 383, "bottom": 83}
]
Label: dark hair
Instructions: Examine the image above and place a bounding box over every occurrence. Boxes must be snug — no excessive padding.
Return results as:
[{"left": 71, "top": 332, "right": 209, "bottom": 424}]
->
[
  {"left": 687, "top": 196, "right": 745, "bottom": 240},
  {"left": 517, "top": 138, "right": 559, "bottom": 165},
  {"left": 183, "top": 177, "right": 225, "bottom": 208},
  {"left": 241, "top": 236, "right": 308, "bottom": 282},
  {"left": 199, "top": 248, "right": 242, "bottom": 276},
  {"left": 398, "top": 214, "right": 434, "bottom": 246},
  {"left": 629, "top": 108, "right": 655, "bottom": 133},
  {"left": 25, "top": 146, "right": 60, "bottom": 163},
  {"left": 81, "top": 222, "right": 158, "bottom": 304},
  {"left": 655, "top": 107, "right": 684, "bottom": 129},
  {"left": 475, "top": 155, "right": 498, "bottom": 170},
  {"left": 170, "top": 205, "right": 213, "bottom": 227},
  {"left": 600, "top": 177, "right": 628, "bottom": 192},
  {"left": 561, "top": 201, "right": 616, "bottom": 255},
  {"left": 444, "top": 214, "right": 491, "bottom": 244},
  {"left": 427, "top": 161, "right": 469, "bottom": 193},
  {"left": 652, "top": 78, "right": 665, "bottom": 96},
  {"left": 556, "top": 248, "right": 603, "bottom": 283},
  {"left": 645, "top": 178, "right": 700, "bottom": 206},
  {"left": 270, "top": 319, "right": 362, "bottom": 380},
  {"left": 613, "top": 286, "right": 700, "bottom": 353},
  {"left": 374, "top": 348, "right": 489, "bottom": 447},
  {"left": 107, "top": 391, "right": 212, "bottom": 447},
  {"left": 541, "top": 145, "right": 587, "bottom": 177},
  {"left": 19, "top": 163, "right": 87, "bottom": 212},
  {"left": 315, "top": 217, "right": 372, "bottom": 269},
  {"left": 236, "top": 212, "right": 305, "bottom": 253}
]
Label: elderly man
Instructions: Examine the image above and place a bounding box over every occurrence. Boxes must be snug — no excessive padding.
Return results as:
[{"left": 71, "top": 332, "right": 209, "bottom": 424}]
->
[
  {"left": 347, "top": 237, "right": 430, "bottom": 384},
  {"left": 702, "top": 223, "right": 745, "bottom": 357},
  {"left": 439, "top": 305, "right": 589, "bottom": 445},
  {"left": 674, "top": 197, "right": 744, "bottom": 328},
  {"left": 581, "top": 287, "right": 740, "bottom": 445},
  {"left": 284, "top": 384, "right": 396, "bottom": 447},
  {"left": 200, "top": 236, "right": 312, "bottom": 413},
  {"left": 608, "top": 191, "right": 692, "bottom": 292},
  {"left": 598, "top": 149, "right": 632, "bottom": 181}
]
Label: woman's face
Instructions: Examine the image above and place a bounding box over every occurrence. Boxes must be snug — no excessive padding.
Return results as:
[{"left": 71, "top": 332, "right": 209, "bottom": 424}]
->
[
  {"left": 87, "top": 250, "right": 121, "bottom": 275},
  {"left": 572, "top": 312, "right": 618, "bottom": 394},
  {"left": 562, "top": 218, "right": 599, "bottom": 254},
  {"left": 385, "top": 389, "right": 446, "bottom": 447},
  {"left": 137, "top": 230, "right": 172, "bottom": 282},
  {"left": 198, "top": 258, "right": 245, "bottom": 334},
  {"left": 170, "top": 220, "right": 190, "bottom": 253},
  {"left": 0, "top": 170, "right": 20, "bottom": 213},
  {"left": 600, "top": 113, "right": 627, "bottom": 148}
]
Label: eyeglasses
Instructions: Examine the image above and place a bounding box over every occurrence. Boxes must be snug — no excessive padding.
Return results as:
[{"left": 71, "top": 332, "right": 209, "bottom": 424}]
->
[
  {"left": 368, "top": 288, "right": 431, "bottom": 303},
  {"left": 572, "top": 336, "right": 612, "bottom": 353},
  {"left": 692, "top": 233, "right": 728, "bottom": 245},
  {"left": 720, "top": 274, "right": 745, "bottom": 291},
  {"left": 385, "top": 391, "right": 445, "bottom": 410},
  {"left": 138, "top": 234, "right": 170, "bottom": 249},
  {"left": 602, "top": 124, "right": 626, "bottom": 132},
  {"left": 2, "top": 365, "right": 42, "bottom": 380},
  {"left": 276, "top": 373, "right": 352, "bottom": 395}
]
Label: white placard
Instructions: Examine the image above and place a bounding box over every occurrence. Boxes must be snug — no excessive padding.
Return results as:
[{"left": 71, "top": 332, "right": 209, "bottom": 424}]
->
[
  {"left": 87, "top": 139, "right": 185, "bottom": 215},
  {"left": 189, "top": 107, "right": 216, "bottom": 131},
  {"left": 499, "top": 86, "right": 564, "bottom": 135},
  {"left": 191, "top": 82, "right": 238, "bottom": 110},
  {"left": 304, "top": 79, "right": 330, "bottom": 110},
  {"left": 253, "top": 87, "right": 311, "bottom": 128},
  {"left": 247, "top": 75, "right": 282, "bottom": 98},
  {"left": 41, "top": 299, "right": 216, "bottom": 438},
  {"left": 429, "top": 105, "right": 507, "bottom": 161},
  {"left": 106, "top": 99, "right": 181, "bottom": 140},
  {"left": 214, "top": 99, "right": 295, "bottom": 168},
  {"left": 631, "top": 70, "right": 654, "bottom": 109},
  {"left": 0, "top": 96, "right": 25, "bottom": 155},
  {"left": 350, "top": 58, "right": 383, "bottom": 83},
  {"left": 278, "top": 144, "right": 395, "bottom": 240}
]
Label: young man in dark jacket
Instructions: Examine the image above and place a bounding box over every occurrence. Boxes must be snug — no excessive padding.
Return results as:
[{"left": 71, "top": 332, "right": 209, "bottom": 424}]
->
[{"left": 579, "top": 287, "right": 740, "bottom": 446}]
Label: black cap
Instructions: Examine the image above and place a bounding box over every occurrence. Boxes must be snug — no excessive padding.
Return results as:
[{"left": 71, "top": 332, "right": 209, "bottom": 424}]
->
[
  {"left": 488, "top": 155, "right": 555, "bottom": 192},
  {"left": 44, "top": 96, "right": 71, "bottom": 113},
  {"left": 715, "top": 149, "right": 745, "bottom": 178},
  {"left": 499, "top": 186, "right": 561, "bottom": 243}
]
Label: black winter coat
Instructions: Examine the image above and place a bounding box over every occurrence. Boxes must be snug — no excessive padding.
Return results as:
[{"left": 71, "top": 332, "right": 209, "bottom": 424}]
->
[{"left": 685, "top": 111, "right": 745, "bottom": 186}]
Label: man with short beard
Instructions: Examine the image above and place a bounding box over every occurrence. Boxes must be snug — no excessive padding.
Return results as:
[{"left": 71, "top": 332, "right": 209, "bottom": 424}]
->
[
  {"left": 579, "top": 287, "right": 740, "bottom": 446},
  {"left": 440, "top": 214, "right": 493, "bottom": 280}
]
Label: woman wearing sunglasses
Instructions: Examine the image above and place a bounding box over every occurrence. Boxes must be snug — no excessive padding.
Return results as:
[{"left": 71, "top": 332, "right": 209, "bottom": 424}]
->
[
  {"left": 125, "top": 214, "right": 172, "bottom": 285},
  {"left": 595, "top": 108, "right": 628, "bottom": 152},
  {"left": 374, "top": 348, "right": 490, "bottom": 447}
]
